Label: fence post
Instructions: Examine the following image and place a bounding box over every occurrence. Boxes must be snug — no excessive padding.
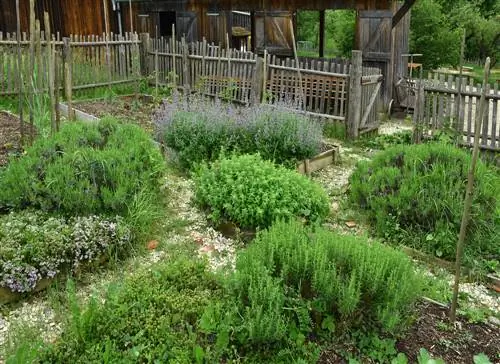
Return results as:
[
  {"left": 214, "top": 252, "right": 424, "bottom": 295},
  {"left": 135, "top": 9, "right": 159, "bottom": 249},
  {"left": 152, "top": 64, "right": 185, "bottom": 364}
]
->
[
  {"left": 181, "top": 37, "right": 190, "bottom": 93},
  {"left": 139, "top": 32, "right": 150, "bottom": 76},
  {"left": 63, "top": 37, "right": 73, "bottom": 120},
  {"left": 347, "top": 50, "right": 362, "bottom": 139},
  {"left": 251, "top": 56, "right": 264, "bottom": 105}
]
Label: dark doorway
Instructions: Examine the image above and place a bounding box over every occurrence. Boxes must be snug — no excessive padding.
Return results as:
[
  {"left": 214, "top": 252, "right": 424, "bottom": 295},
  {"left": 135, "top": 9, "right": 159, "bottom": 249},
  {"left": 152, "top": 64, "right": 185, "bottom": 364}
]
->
[{"left": 159, "top": 11, "right": 176, "bottom": 36}]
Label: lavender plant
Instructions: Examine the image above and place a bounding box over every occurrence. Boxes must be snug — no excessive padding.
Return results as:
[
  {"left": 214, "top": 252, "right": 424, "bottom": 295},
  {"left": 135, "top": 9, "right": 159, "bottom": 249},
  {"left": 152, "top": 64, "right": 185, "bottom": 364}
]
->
[
  {"left": 0, "top": 211, "right": 131, "bottom": 293},
  {"left": 154, "top": 95, "right": 323, "bottom": 169}
]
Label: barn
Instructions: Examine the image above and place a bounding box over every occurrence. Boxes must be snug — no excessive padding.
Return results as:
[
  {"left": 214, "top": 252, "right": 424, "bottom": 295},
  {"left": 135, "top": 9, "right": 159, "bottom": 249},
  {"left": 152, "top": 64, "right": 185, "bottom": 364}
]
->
[{"left": 0, "top": 0, "right": 414, "bottom": 105}]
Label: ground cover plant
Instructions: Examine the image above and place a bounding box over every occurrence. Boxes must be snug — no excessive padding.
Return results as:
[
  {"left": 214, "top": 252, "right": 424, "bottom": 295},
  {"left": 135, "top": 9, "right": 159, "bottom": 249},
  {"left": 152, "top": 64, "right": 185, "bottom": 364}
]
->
[
  {"left": 194, "top": 154, "right": 330, "bottom": 230},
  {"left": 155, "top": 95, "right": 323, "bottom": 169},
  {"left": 0, "top": 117, "right": 165, "bottom": 217},
  {"left": 200, "top": 220, "right": 421, "bottom": 362},
  {"left": 0, "top": 210, "right": 131, "bottom": 294},
  {"left": 349, "top": 143, "right": 500, "bottom": 267}
]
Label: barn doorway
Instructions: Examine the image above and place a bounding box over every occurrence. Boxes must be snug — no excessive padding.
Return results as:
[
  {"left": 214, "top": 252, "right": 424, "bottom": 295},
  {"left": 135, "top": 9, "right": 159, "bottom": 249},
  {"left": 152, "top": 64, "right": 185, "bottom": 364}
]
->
[{"left": 159, "top": 11, "right": 176, "bottom": 37}]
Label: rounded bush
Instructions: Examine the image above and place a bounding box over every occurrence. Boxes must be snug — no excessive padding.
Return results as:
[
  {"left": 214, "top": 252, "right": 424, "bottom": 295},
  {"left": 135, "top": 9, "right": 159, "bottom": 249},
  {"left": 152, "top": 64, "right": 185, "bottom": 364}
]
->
[
  {"left": 0, "top": 118, "right": 165, "bottom": 216},
  {"left": 194, "top": 154, "right": 330, "bottom": 230},
  {"left": 349, "top": 143, "right": 499, "bottom": 263}
]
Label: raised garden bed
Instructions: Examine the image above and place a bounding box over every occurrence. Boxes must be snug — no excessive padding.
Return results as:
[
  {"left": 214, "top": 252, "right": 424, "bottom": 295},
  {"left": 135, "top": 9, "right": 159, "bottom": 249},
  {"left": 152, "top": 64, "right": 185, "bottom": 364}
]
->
[
  {"left": 59, "top": 94, "right": 156, "bottom": 132},
  {"left": 297, "top": 144, "right": 340, "bottom": 176},
  {"left": 0, "top": 110, "right": 35, "bottom": 167}
]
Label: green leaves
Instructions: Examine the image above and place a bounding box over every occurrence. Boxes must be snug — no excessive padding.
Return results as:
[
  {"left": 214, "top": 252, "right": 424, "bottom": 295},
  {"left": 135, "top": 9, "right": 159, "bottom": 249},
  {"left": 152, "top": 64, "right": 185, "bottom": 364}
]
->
[{"left": 194, "top": 154, "right": 330, "bottom": 230}]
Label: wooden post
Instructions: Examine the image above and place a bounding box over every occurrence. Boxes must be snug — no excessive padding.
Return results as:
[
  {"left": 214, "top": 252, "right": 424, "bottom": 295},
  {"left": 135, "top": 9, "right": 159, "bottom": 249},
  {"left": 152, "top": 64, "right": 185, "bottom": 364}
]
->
[
  {"left": 139, "top": 32, "right": 150, "bottom": 76},
  {"left": 252, "top": 57, "right": 264, "bottom": 105},
  {"left": 347, "top": 50, "right": 363, "bottom": 139},
  {"left": 35, "top": 20, "right": 42, "bottom": 92},
  {"left": 449, "top": 57, "right": 491, "bottom": 323},
  {"left": 28, "top": 0, "right": 36, "bottom": 143},
  {"left": 54, "top": 47, "right": 61, "bottom": 131},
  {"left": 44, "top": 12, "right": 56, "bottom": 134},
  {"left": 63, "top": 38, "right": 73, "bottom": 120},
  {"left": 454, "top": 30, "right": 466, "bottom": 134},
  {"left": 181, "top": 36, "right": 190, "bottom": 93},
  {"left": 412, "top": 83, "right": 425, "bottom": 144},
  {"left": 260, "top": 49, "right": 268, "bottom": 103},
  {"left": 15, "top": 0, "right": 24, "bottom": 142},
  {"left": 155, "top": 26, "right": 159, "bottom": 97},
  {"left": 102, "top": 0, "right": 113, "bottom": 99},
  {"left": 319, "top": 10, "right": 325, "bottom": 58},
  {"left": 290, "top": 18, "right": 306, "bottom": 108},
  {"left": 172, "top": 24, "right": 177, "bottom": 87}
]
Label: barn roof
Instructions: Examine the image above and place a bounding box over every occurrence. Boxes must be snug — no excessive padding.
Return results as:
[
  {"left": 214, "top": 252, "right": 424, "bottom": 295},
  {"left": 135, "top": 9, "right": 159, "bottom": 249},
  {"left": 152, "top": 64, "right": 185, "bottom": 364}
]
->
[{"left": 114, "top": 0, "right": 393, "bottom": 11}]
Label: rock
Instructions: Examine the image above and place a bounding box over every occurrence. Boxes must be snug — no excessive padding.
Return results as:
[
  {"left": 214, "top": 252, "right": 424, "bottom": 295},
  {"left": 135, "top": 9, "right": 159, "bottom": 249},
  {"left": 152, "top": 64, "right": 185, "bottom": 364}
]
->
[
  {"left": 345, "top": 221, "right": 357, "bottom": 228},
  {"left": 331, "top": 201, "right": 340, "bottom": 212},
  {"left": 147, "top": 240, "right": 159, "bottom": 250},
  {"left": 488, "top": 316, "right": 500, "bottom": 327}
]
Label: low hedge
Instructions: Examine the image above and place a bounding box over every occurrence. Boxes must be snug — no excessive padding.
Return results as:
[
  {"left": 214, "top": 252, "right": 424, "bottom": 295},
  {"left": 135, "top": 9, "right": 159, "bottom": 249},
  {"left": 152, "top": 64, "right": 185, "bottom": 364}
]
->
[
  {"left": 155, "top": 97, "right": 323, "bottom": 169},
  {"left": 0, "top": 118, "right": 165, "bottom": 216},
  {"left": 194, "top": 154, "right": 330, "bottom": 230},
  {"left": 200, "top": 220, "right": 421, "bottom": 361},
  {"left": 0, "top": 210, "right": 131, "bottom": 293},
  {"left": 349, "top": 143, "right": 500, "bottom": 264}
]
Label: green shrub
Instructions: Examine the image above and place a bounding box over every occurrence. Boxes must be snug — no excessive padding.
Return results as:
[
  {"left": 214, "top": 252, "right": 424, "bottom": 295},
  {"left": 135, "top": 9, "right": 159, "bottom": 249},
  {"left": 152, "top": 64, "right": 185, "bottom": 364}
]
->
[
  {"left": 194, "top": 154, "right": 330, "bottom": 230},
  {"left": 0, "top": 210, "right": 131, "bottom": 293},
  {"left": 0, "top": 118, "right": 165, "bottom": 216},
  {"left": 349, "top": 143, "right": 500, "bottom": 264},
  {"left": 155, "top": 97, "right": 323, "bottom": 169},
  {"left": 36, "top": 257, "right": 220, "bottom": 363},
  {"left": 201, "top": 220, "right": 420, "bottom": 360}
]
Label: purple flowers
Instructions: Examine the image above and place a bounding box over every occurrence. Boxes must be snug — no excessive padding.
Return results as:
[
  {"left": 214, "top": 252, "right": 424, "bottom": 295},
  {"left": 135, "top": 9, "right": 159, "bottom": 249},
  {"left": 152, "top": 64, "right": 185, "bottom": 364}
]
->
[
  {"left": 0, "top": 211, "right": 132, "bottom": 293},
  {"left": 154, "top": 94, "right": 323, "bottom": 169}
]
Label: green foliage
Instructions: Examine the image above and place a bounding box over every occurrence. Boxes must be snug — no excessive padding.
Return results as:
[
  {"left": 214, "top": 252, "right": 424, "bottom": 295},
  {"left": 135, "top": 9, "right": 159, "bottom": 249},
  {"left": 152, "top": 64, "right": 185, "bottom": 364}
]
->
[
  {"left": 201, "top": 220, "right": 420, "bottom": 360},
  {"left": 417, "top": 348, "right": 445, "bottom": 364},
  {"left": 31, "top": 257, "right": 221, "bottom": 363},
  {"left": 410, "top": 0, "right": 461, "bottom": 69},
  {"left": 0, "top": 118, "right": 165, "bottom": 217},
  {"left": 349, "top": 143, "right": 500, "bottom": 266},
  {"left": 155, "top": 97, "right": 323, "bottom": 170},
  {"left": 194, "top": 154, "right": 330, "bottom": 230},
  {"left": 0, "top": 210, "right": 131, "bottom": 293},
  {"left": 360, "top": 131, "right": 413, "bottom": 150}
]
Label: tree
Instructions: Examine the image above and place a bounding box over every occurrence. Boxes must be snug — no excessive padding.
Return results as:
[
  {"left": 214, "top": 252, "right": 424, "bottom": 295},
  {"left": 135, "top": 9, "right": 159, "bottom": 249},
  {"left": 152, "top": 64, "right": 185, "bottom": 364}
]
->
[{"left": 410, "top": 0, "right": 461, "bottom": 69}]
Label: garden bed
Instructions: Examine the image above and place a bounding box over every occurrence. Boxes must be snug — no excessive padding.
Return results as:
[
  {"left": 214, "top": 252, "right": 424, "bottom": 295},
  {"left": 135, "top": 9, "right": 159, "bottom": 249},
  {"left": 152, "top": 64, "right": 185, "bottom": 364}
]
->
[
  {"left": 297, "top": 144, "right": 340, "bottom": 175},
  {"left": 0, "top": 111, "right": 35, "bottom": 167},
  {"left": 68, "top": 95, "right": 156, "bottom": 132}
]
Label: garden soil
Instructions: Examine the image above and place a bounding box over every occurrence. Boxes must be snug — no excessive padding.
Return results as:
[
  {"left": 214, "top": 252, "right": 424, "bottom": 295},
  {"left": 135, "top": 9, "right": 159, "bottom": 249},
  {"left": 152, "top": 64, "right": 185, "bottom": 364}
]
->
[{"left": 0, "top": 111, "right": 35, "bottom": 167}]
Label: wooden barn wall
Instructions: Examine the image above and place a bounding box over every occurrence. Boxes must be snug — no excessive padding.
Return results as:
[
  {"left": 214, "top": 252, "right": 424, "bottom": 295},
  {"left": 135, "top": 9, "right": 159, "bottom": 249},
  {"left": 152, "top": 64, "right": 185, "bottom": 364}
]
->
[
  {"left": 0, "top": 0, "right": 118, "bottom": 35},
  {"left": 392, "top": 2, "right": 410, "bottom": 81},
  {"left": 186, "top": 0, "right": 391, "bottom": 11}
]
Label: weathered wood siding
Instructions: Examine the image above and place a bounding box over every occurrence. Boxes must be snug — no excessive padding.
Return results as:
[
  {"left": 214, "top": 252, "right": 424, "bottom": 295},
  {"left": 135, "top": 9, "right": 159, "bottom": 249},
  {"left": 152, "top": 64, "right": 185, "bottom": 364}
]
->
[{"left": 0, "top": 0, "right": 118, "bottom": 35}]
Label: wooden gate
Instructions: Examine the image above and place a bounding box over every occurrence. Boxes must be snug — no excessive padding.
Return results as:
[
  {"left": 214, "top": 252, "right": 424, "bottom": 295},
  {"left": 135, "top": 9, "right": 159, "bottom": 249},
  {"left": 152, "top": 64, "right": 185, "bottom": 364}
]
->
[
  {"left": 357, "top": 10, "right": 392, "bottom": 107},
  {"left": 359, "top": 67, "right": 384, "bottom": 133}
]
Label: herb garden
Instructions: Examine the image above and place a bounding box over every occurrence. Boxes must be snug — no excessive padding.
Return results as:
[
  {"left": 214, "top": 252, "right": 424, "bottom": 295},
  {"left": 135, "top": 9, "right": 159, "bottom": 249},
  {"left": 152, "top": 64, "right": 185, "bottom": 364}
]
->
[{"left": 0, "top": 4, "right": 499, "bottom": 361}]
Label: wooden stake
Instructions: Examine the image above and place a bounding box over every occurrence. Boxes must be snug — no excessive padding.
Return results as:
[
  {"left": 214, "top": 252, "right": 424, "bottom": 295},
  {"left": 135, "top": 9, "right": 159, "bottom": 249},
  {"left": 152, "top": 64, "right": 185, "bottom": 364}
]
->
[
  {"left": 28, "top": 0, "right": 36, "bottom": 143},
  {"left": 63, "top": 37, "right": 73, "bottom": 120},
  {"left": 454, "top": 29, "right": 466, "bottom": 134},
  {"left": 44, "top": 12, "right": 56, "bottom": 134},
  {"left": 54, "top": 48, "right": 60, "bottom": 131},
  {"left": 449, "top": 57, "right": 491, "bottom": 323},
  {"left": 290, "top": 18, "right": 306, "bottom": 108},
  {"left": 155, "top": 25, "right": 159, "bottom": 97},
  {"left": 15, "top": 0, "right": 24, "bottom": 142},
  {"left": 103, "top": 0, "right": 113, "bottom": 100}
]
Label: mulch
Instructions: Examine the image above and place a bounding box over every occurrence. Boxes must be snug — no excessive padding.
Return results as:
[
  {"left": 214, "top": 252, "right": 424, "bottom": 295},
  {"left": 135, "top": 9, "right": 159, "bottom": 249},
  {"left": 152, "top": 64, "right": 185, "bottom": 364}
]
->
[
  {"left": 319, "top": 300, "right": 499, "bottom": 363},
  {"left": 0, "top": 111, "right": 35, "bottom": 167},
  {"left": 73, "top": 95, "right": 157, "bottom": 133}
]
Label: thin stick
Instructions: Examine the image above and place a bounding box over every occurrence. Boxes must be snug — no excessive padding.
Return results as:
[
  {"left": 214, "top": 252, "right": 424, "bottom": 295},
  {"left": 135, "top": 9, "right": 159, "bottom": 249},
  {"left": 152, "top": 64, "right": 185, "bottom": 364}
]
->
[
  {"left": 289, "top": 18, "right": 306, "bottom": 108},
  {"left": 155, "top": 25, "right": 159, "bottom": 97},
  {"left": 129, "top": 0, "right": 133, "bottom": 33},
  {"left": 15, "top": 0, "right": 24, "bottom": 143},
  {"left": 449, "top": 57, "right": 490, "bottom": 323}
]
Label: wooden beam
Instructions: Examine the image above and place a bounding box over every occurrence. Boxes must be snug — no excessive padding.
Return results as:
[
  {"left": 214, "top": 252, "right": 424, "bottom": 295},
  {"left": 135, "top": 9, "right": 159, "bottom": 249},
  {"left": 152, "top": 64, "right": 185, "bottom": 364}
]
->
[
  {"left": 392, "top": 0, "right": 416, "bottom": 29},
  {"left": 319, "top": 10, "right": 325, "bottom": 58}
]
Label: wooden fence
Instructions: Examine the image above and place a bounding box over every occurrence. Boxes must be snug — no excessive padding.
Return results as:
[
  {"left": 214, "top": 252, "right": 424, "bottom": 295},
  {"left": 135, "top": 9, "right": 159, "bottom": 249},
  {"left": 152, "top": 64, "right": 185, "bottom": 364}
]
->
[
  {"left": 414, "top": 72, "right": 500, "bottom": 151},
  {"left": 146, "top": 36, "right": 383, "bottom": 137},
  {"left": 0, "top": 30, "right": 384, "bottom": 139},
  {"left": 0, "top": 31, "right": 140, "bottom": 95}
]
